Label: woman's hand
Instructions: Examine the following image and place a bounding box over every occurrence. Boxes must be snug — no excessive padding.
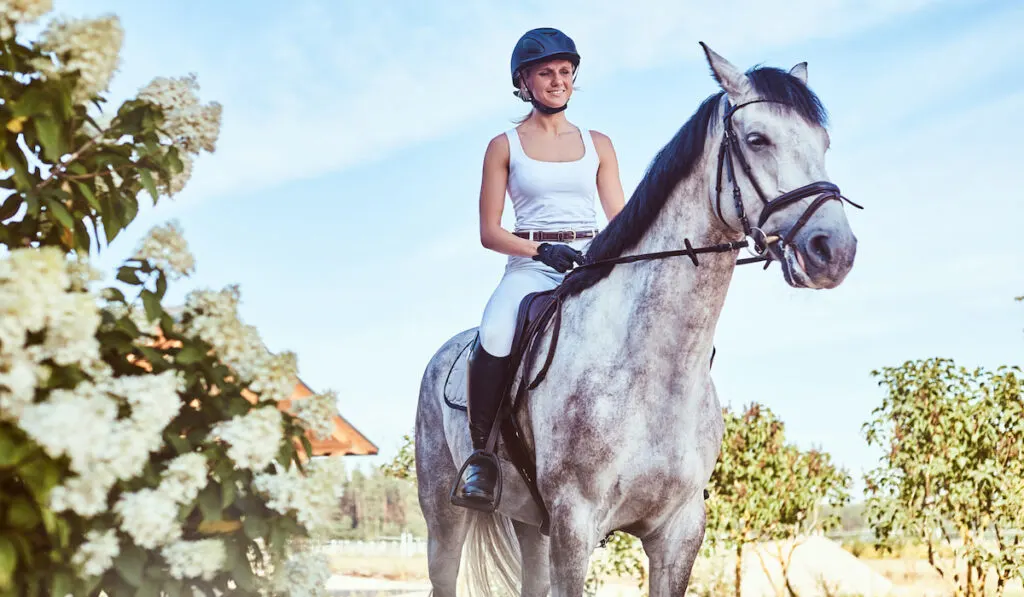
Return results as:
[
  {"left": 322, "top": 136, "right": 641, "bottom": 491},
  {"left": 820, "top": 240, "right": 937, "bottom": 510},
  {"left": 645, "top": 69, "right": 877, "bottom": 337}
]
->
[{"left": 532, "top": 243, "right": 586, "bottom": 272}]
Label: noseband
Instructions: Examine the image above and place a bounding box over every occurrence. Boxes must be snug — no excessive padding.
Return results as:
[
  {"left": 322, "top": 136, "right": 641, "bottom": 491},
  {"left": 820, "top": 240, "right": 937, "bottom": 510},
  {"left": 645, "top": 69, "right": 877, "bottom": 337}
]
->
[{"left": 715, "top": 98, "right": 863, "bottom": 257}]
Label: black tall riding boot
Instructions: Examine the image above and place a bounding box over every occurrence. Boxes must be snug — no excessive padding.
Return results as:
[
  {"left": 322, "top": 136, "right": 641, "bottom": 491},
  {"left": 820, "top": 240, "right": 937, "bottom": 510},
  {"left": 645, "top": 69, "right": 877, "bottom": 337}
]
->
[{"left": 457, "top": 339, "right": 510, "bottom": 503}]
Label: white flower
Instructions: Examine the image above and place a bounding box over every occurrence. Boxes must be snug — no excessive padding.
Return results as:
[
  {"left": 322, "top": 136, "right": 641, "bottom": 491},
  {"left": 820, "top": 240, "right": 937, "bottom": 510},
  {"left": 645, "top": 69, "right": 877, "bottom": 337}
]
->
[
  {"left": 0, "top": 352, "right": 41, "bottom": 421},
  {"left": 133, "top": 220, "right": 195, "bottom": 280},
  {"left": 249, "top": 350, "right": 298, "bottom": 404},
  {"left": 0, "top": 247, "right": 71, "bottom": 350},
  {"left": 66, "top": 255, "right": 102, "bottom": 292},
  {"left": 0, "top": 247, "right": 102, "bottom": 368},
  {"left": 0, "top": 0, "right": 52, "bottom": 39},
  {"left": 17, "top": 384, "right": 118, "bottom": 465},
  {"left": 158, "top": 453, "right": 208, "bottom": 505},
  {"left": 72, "top": 529, "right": 120, "bottom": 578},
  {"left": 114, "top": 488, "right": 182, "bottom": 549},
  {"left": 37, "top": 15, "right": 123, "bottom": 103},
  {"left": 158, "top": 149, "right": 194, "bottom": 196},
  {"left": 211, "top": 407, "right": 283, "bottom": 471},
  {"left": 182, "top": 286, "right": 298, "bottom": 402},
  {"left": 127, "top": 303, "right": 159, "bottom": 336},
  {"left": 161, "top": 539, "right": 226, "bottom": 581},
  {"left": 272, "top": 552, "right": 331, "bottom": 597},
  {"left": 104, "top": 369, "right": 184, "bottom": 435},
  {"left": 30, "top": 291, "right": 101, "bottom": 366},
  {"left": 137, "top": 73, "right": 222, "bottom": 155},
  {"left": 50, "top": 471, "right": 116, "bottom": 517},
  {"left": 253, "top": 458, "right": 345, "bottom": 532},
  {"left": 290, "top": 391, "right": 337, "bottom": 440}
]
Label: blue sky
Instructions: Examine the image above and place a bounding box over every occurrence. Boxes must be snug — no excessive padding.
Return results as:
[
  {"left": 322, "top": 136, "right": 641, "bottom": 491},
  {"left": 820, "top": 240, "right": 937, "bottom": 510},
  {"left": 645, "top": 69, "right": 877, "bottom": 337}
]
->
[{"left": 55, "top": 0, "right": 1024, "bottom": 493}]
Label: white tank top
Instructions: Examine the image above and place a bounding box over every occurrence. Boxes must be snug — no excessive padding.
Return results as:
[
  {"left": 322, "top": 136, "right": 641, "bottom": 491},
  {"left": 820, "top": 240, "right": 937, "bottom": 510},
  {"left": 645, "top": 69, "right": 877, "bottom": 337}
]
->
[{"left": 505, "top": 127, "right": 599, "bottom": 232}]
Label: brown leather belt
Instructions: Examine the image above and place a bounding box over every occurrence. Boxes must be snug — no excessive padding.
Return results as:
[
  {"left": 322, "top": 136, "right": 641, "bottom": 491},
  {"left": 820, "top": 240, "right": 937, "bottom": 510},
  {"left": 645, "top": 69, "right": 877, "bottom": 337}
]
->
[{"left": 513, "top": 229, "right": 598, "bottom": 242}]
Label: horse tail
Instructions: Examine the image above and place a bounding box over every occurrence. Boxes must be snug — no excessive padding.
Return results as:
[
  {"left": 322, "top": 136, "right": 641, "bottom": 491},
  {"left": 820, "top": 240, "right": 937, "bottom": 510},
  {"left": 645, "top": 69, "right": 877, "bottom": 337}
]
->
[{"left": 461, "top": 511, "right": 521, "bottom": 597}]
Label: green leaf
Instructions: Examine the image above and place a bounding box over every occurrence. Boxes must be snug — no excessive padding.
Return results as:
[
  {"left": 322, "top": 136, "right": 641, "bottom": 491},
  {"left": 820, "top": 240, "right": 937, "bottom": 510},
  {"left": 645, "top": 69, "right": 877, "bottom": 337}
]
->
[
  {"left": 43, "top": 197, "right": 74, "bottom": 230},
  {"left": 0, "top": 537, "right": 16, "bottom": 591},
  {"left": 49, "top": 571, "right": 72, "bottom": 597},
  {"left": 242, "top": 516, "right": 269, "bottom": 540},
  {"left": 155, "top": 270, "right": 168, "bottom": 300},
  {"left": 139, "top": 169, "right": 158, "bottom": 201},
  {"left": 140, "top": 289, "right": 161, "bottom": 323},
  {"left": 18, "top": 458, "right": 60, "bottom": 504},
  {"left": 114, "top": 546, "right": 145, "bottom": 587},
  {"left": 6, "top": 497, "right": 40, "bottom": 530},
  {"left": 134, "top": 576, "right": 160, "bottom": 597},
  {"left": 33, "top": 115, "right": 64, "bottom": 162},
  {"left": 122, "top": 192, "right": 139, "bottom": 226},
  {"left": 198, "top": 484, "right": 221, "bottom": 521},
  {"left": 74, "top": 181, "right": 101, "bottom": 212},
  {"left": 221, "top": 478, "right": 236, "bottom": 509},
  {"left": 176, "top": 343, "right": 205, "bottom": 365},
  {"left": 115, "top": 266, "right": 141, "bottom": 285},
  {"left": 73, "top": 217, "right": 91, "bottom": 254},
  {"left": 0, "top": 425, "right": 33, "bottom": 467}
]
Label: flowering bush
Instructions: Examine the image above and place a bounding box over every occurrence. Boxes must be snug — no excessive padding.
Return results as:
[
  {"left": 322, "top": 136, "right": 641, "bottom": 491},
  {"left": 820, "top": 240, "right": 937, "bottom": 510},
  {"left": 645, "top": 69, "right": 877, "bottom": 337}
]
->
[{"left": 1, "top": 4, "right": 342, "bottom": 596}]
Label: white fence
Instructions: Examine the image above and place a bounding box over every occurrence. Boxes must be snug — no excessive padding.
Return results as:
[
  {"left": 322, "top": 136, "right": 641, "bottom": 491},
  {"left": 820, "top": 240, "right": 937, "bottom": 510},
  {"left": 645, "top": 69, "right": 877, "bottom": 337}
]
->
[{"left": 318, "top": 533, "right": 428, "bottom": 558}]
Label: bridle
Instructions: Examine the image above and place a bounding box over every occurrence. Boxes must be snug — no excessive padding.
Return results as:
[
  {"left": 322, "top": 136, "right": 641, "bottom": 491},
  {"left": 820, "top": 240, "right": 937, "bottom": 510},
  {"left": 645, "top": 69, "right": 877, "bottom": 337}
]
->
[
  {"left": 570, "top": 97, "right": 863, "bottom": 273},
  {"left": 714, "top": 98, "right": 862, "bottom": 258}
]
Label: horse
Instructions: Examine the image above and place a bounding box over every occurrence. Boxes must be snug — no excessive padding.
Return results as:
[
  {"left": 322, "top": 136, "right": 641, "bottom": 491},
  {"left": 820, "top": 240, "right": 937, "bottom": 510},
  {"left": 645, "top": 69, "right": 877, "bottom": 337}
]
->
[{"left": 414, "top": 43, "right": 860, "bottom": 596}]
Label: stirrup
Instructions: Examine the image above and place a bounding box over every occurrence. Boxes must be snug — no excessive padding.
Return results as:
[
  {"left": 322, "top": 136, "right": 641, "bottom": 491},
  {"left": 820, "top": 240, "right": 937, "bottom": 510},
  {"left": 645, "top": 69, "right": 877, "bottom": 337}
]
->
[{"left": 449, "top": 449, "right": 503, "bottom": 512}]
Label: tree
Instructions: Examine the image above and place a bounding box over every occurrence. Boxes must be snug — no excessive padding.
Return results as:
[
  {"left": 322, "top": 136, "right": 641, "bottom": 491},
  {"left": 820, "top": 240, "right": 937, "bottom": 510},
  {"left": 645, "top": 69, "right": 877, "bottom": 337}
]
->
[
  {"left": 705, "top": 403, "right": 851, "bottom": 597},
  {"left": 1, "top": 6, "right": 343, "bottom": 596},
  {"left": 863, "top": 357, "right": 1024, "bottom": 597}
]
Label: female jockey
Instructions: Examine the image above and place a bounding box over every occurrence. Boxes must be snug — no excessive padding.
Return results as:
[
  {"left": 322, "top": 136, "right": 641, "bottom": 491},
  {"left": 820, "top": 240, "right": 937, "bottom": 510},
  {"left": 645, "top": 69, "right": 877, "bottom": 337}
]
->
[{"left": 456, "top": 27, "right": 626, "bottom": 507}]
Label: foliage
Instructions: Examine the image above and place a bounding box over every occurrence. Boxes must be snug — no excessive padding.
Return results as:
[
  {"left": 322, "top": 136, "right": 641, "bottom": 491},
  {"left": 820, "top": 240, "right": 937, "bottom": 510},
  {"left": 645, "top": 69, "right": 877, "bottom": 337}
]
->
[
  {"left": 0, "top": 6, "right": 341, "bottom": 596},
  {"left": 584, "top": 531, "right": 646, "bottom": 596},
  {"left": 863, "top": 357, "right": 1024, "bottom": 596},
  {"left": 705, "top": 403, "right": 851, "bottom": 597},
  {"left": 336, "top": 464, "right": 426, "bottom": 540},
  {"left": 380, "top": 433, "right": 415, "bottom": 482}
]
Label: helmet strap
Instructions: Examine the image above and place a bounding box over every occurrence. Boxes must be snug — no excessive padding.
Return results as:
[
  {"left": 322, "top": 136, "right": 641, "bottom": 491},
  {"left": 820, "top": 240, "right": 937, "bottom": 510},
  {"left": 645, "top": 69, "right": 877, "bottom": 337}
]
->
[{"left": 531, "top": 98, "right": 568, "bottom": 114}]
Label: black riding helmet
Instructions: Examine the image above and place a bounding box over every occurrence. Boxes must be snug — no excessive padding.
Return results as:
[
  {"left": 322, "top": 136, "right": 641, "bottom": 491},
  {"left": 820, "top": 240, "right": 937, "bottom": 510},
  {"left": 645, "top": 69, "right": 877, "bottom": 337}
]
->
[{"left": 510, "top": 27, "right": 580, "bottom": 114}]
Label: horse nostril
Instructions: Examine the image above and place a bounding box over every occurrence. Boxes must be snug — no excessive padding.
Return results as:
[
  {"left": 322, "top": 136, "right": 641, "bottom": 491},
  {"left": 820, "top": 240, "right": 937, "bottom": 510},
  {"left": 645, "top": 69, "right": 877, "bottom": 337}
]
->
[{"left": 808, "top": 233, "right": 832, "bottom": 265}]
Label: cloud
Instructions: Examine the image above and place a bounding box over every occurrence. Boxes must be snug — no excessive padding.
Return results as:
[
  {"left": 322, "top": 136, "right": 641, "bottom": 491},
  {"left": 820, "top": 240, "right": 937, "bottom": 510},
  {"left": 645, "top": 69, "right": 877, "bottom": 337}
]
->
[{"left": 121, "top": 0, "right": 964, "bottom": 207}]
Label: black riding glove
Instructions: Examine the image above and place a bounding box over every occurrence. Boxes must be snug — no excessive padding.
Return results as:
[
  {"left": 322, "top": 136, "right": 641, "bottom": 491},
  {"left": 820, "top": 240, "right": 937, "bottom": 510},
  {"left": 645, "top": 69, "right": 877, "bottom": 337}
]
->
[{"left": 532, "top": 242, "right": 586, "bottom": 273}]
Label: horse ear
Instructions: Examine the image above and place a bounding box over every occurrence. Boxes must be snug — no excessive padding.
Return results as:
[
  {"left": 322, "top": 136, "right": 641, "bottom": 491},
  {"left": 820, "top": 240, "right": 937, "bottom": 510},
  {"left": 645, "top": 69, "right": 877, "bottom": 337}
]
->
[
  {"left": 699, "top": 42, "right": 753, "bottom": 101},
  {"left": 789, "top": 61, "right": 808, "bottom": 85}
]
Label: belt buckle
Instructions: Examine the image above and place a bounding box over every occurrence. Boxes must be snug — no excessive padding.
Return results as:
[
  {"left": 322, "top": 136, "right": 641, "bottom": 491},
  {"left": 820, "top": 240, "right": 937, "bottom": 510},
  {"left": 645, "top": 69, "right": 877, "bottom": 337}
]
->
[{"left": 561, "top": 230, "right": 576, "bottom": 242}]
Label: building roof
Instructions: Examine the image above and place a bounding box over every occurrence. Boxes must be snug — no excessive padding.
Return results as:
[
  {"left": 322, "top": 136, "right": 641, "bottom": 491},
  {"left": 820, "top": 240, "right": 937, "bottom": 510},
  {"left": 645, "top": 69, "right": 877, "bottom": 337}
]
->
[{"left": 279, "top": 377, "right": 378, "bottom": 457}]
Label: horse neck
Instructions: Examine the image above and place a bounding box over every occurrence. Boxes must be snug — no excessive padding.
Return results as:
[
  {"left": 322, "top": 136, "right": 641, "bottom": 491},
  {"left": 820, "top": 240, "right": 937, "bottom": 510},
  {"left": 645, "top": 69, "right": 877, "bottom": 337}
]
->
[{"left": 597, "top": 149, "right": 740, "bottom": 378}]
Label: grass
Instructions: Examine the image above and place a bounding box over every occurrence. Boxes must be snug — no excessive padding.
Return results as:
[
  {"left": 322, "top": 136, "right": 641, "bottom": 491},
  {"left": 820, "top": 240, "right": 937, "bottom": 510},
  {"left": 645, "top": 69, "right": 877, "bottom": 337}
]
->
[{"left": 327, "top": 553, "right": 429, "bottom": 581}]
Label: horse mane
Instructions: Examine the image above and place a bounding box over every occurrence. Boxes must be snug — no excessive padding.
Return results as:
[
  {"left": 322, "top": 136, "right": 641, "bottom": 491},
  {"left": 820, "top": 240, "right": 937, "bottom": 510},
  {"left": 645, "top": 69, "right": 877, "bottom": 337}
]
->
[{"left": 558, "top": 65, "right": 827, "bottom": 297}]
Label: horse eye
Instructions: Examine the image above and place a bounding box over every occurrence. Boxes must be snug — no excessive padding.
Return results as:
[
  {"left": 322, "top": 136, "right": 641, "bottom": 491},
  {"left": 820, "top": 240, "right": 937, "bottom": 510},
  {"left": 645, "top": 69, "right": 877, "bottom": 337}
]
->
[{"left": 746, "top": 132, "right": 770, "bottom": 148}]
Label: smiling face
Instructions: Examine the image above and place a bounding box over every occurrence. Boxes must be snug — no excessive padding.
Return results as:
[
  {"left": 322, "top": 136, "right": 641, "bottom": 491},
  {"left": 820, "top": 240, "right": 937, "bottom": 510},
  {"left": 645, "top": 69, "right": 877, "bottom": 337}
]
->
[{"left": 518, "top": 58, "right": 575, "bottom": 108}]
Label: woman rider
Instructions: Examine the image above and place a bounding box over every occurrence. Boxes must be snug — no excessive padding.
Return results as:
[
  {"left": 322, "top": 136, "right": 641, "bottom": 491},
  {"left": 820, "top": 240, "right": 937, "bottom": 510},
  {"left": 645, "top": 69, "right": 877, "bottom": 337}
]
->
[{"left": 455, "top": 27, "right": 626, "bottom": 507}]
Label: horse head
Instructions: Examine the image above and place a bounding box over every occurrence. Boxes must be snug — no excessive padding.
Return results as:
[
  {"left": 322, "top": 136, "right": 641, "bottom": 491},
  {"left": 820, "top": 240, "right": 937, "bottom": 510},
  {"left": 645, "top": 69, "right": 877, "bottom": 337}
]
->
[{"left": 701, "top": 43, "right": 859, "bottom": 289}]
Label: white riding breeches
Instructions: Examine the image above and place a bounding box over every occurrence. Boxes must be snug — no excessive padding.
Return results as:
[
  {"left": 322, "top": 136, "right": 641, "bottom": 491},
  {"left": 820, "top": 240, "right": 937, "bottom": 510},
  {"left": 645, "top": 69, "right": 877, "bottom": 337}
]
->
[{"left": 478, "top": 238, "right": 592, "bottom": 357}]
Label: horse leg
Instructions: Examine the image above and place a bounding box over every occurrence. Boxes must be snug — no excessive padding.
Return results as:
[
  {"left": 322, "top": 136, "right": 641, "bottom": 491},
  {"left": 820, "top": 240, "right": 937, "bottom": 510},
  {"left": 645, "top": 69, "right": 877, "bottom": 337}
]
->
[
  {"left": 546, "top": 500, "right": 599, "bottom": 597},
  {"left": 415, "top": 401, "right": 470, "bottom": 596},
  {"left": 641, "top": 496, "right": 707, "bottom": 597},
  {"left": 513, "top": 520, "right": 551, "bottom": 597}
]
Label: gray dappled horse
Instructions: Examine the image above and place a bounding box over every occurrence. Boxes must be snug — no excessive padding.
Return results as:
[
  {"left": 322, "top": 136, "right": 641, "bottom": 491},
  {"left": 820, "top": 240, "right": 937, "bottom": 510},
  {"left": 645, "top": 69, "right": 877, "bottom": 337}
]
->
[{"left": 414, "top": 43, "right": 860, "bottom": 596}]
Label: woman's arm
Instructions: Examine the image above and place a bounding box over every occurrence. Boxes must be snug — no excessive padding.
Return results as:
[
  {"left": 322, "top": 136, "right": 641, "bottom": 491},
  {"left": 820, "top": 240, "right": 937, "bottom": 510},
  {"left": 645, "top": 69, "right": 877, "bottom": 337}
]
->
[
  {"left": 591, "top": 130, "right": 626, "bottom": 222},
  {"left": 478, "top": 134, "right": 541, "bottom": 257}
]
